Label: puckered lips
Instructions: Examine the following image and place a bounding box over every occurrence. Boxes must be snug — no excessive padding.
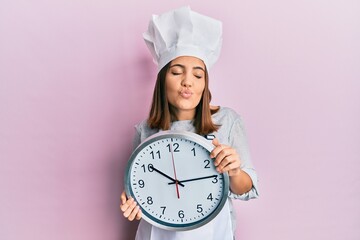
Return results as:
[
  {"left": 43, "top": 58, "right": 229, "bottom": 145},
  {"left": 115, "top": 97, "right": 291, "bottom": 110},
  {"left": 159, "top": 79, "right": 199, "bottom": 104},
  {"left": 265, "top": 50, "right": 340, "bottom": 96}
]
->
[{"left": 179, "top": 89, "right": 193, "bottom": 99}]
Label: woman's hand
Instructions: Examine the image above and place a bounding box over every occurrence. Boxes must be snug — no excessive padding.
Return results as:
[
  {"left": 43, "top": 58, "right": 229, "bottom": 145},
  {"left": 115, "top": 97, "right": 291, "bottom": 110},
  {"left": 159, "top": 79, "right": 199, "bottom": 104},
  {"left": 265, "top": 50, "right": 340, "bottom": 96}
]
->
[
  {"left": 120, "top": 191, "right": 142, "bottom": 221},
  {"left": 210, "top": 138, "right": 241, "bottom": 176},
  {"left": 210, "top": 138, "right": 253, "bottom": 195}
]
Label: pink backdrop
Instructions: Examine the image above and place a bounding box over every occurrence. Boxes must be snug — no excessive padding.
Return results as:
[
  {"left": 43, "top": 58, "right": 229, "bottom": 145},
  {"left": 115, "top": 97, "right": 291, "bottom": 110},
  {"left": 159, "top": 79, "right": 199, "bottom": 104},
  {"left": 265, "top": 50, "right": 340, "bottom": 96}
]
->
[{"left": 1, "top": 1, "right": 359, "bottom": 239}]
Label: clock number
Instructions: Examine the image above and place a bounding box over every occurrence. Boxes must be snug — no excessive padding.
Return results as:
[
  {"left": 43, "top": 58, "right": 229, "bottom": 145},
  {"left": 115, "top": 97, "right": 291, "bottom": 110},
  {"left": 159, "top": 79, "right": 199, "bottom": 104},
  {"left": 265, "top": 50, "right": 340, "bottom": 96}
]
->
[
  {"left": 160, "top": 206, "right": 166, "bottom": 214},
  {"left": 150, "top": 150, "right": 161, "bottom": 159},
  {"left": 147, "top": 196, "right": 153, "bottom": 205},
  {"left": 204, "top": 159, "right": 210, "bottom": 168},
  {"left": 178, "top": 210, "right": 184, "bottom": 219},
  {"left": 207, "top": 193, "right": 213, "bottom": 201},
  {"left": 138, "top": 179, "right": 145, "bottom": 188},
  {"left": 149, "top": 164, "right": 154, "bottom": 172},
  {"left": 191, "top": 147, "right": 196, "bottom": 156},
  {"left": 196, "top": 204, "right": 203, "bottom": 213},
  {"left": 167, "top": 143, "right": 180, "bottom": 152},
  {"left": 141, "top": 164, "right": 154, "bottom": 173},
  {"left": 212, "top": 175, "right": 218, "bottom": 183}
]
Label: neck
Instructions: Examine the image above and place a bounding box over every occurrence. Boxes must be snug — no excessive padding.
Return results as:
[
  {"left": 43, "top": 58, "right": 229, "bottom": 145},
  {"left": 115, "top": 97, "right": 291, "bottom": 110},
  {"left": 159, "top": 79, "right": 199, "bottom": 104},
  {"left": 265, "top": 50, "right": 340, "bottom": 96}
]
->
[{"left": 174, "top": 109, "right": 196, "bottom": 121}]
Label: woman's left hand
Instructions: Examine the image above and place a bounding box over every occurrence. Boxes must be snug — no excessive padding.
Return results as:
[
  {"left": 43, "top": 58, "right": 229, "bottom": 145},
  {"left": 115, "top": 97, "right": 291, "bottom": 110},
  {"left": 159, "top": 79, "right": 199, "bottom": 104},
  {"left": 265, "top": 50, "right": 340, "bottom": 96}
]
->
[{"left": 210, "top": 138, "right": 241, "bottom": 176}]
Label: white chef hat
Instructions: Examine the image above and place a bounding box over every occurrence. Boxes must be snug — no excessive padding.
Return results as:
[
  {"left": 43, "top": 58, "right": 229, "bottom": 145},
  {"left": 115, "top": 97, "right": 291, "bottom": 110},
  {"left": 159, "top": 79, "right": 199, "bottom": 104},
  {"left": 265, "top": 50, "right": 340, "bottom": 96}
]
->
[{"left": 143, "top": 6, "right": 223, "bottom": 72}]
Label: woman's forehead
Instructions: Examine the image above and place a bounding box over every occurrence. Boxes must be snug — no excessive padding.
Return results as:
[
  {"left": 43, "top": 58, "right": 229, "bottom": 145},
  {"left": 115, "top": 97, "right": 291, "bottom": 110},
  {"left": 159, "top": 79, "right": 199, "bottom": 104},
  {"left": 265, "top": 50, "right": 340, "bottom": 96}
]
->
[{"left": 170, "top": 56, "right": 205, "bottom": 68}]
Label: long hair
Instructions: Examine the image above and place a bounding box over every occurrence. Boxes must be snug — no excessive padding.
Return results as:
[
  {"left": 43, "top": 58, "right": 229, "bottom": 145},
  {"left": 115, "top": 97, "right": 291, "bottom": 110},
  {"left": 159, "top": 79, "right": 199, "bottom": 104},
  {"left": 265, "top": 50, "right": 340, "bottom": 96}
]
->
[{"left": 147, "top": 61, "right": 219, "bottom": 135}]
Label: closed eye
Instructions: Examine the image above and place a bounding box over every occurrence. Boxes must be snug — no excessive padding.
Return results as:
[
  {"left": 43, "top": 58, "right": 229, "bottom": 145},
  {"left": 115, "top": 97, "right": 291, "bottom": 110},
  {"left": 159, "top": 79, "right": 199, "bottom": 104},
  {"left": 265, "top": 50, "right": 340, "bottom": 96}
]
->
[{"left": 171, "top": 72, "right": 182, "bottom": 76}]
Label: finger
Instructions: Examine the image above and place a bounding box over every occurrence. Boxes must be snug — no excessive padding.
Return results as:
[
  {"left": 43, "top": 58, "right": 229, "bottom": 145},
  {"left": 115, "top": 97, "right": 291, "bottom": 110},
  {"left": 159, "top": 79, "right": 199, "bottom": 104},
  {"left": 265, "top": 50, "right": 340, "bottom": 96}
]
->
[
  {"left": 217, "top": 154, "right": 239, "bottom": 172},
  {"left": 123, "top": 199, "right": 137, "bottom": 218},
  {"left": 221, "top": 160, "right": 241, "bottom": 174},
  {"left": 128, "top": 205, "right": 140, "bottom": 221},
  {"left": 216, "top": 156, "right": 233, "bottom": 172},
  {"left": 210, "top": 138, "right": 221, "bottom": 158},
  {"left": 136, "top": 210, "right": 142, "bottom": 220},
  {"left": 120, "top": 191, "right": 127, "bottom": 205},
  {"left": 210, "top": 141, "right": 225, "bottom": 158},
  {"left": 120, "top": 198, "right": 134, "bottom": 212},
  {"left": 212, "top": 138, "right": 220, "bottom": 147},
  {"left": 213, "top": 147, "right": 236, "bottom": 166}
]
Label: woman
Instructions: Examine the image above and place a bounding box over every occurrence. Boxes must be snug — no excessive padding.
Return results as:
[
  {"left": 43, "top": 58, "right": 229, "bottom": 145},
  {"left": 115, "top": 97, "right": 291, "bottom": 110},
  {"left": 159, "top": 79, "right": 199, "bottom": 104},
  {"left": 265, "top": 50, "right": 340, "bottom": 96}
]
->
[{"left": 120, "top": 6, "right": 259, "bottom": 240}]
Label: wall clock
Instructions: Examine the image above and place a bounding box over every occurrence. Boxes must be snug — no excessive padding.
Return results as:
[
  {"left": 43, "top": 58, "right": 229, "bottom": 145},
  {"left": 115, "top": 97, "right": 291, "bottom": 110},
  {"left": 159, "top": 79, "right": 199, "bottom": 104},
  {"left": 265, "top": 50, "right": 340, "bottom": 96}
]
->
[{"left": 125, "top": 130, "right": 229, "bottom": 231}]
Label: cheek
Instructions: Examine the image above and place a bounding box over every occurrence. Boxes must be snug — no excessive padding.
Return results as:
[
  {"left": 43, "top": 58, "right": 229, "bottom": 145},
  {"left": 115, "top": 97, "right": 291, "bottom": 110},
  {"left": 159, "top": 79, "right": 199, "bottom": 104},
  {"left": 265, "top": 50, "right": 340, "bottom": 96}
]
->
[
  {"left": 165, "top": 84, "right": 178, "bottom": 100},
  {"left": 165, "top": 87, "right": 178, "bottom": 104},
  {"left": 193, "top": 88, "right": 205, "bottom": 105},
  {"left": 165, "top": 76, "right": 180, "bottom": 91},
  {"left": 195, "top": 82, "right": 206, "bottom": 95}
]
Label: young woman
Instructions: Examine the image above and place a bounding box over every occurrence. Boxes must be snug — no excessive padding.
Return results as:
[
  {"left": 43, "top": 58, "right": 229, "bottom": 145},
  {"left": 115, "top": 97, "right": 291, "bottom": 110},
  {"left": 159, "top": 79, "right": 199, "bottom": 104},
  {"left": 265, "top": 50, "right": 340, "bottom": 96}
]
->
[{"left": 120, "top": 6, "right": 259, "bottom": 240}]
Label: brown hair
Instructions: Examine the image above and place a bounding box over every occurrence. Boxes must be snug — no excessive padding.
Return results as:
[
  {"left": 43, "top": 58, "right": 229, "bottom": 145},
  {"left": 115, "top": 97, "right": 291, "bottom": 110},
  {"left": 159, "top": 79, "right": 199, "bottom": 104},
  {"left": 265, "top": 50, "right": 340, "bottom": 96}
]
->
[{"left": 147, "top": 61, "right": 219, "bottom": 135}]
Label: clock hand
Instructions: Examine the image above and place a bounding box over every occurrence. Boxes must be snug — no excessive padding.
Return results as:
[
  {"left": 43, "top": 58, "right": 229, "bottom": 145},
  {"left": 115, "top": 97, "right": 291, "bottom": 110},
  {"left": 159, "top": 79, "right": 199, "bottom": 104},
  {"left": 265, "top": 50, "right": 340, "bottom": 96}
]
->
[
  {"left": 168, "top": 175, "right": 218, "bottom": 185},
  {"left": 169, "top": 142, "right": 180, "bottom": 199},
  {"left": 149, "top": 165, "right": 185, "bottom": 187}
]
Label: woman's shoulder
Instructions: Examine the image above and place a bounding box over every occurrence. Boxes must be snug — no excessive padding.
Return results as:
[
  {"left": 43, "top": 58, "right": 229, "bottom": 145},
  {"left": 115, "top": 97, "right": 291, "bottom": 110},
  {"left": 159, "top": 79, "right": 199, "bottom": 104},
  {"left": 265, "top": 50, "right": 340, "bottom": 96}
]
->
[
  {"left": 135, "top": 119, "right": 148, "bottom": 130},
  {"left": 212, "top": 106, "right": 247, "bottom": 131},
  {"left": 135, "top": 119, "right": 151, "bottom": 133},
  {"left": 134, "top": 119, "right": 158, "bottom": 139},
  {"left": 213, "top": 106, "right": 242, "bottom": 121}
]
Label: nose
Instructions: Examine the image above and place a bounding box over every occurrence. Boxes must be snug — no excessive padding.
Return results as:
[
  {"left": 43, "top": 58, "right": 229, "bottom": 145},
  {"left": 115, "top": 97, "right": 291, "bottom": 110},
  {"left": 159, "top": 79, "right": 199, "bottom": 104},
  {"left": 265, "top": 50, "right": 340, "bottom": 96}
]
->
[{"left": 181, "top": 73, "right": 192, "bottom": 88}]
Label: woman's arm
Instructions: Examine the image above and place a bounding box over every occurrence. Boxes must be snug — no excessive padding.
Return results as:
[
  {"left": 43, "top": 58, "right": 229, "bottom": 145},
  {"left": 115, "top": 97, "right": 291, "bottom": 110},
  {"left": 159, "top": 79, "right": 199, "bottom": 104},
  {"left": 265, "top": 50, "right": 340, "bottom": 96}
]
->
[
  {"left": 210, "top": 138, "right": 253, "bottom": 195},
  {"left": 119, "top": 124, "right": 144, "bottom": 221}
]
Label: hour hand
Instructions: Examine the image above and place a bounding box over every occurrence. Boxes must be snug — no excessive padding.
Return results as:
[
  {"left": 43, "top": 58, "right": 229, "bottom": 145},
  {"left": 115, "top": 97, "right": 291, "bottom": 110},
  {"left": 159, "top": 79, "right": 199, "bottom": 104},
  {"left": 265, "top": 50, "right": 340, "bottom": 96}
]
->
[
  {"left": 168, "top": 175, "right": 218, "bottom": 185},
  {"left": 149, "top": 165, "right": 185, "bottom": 187}
]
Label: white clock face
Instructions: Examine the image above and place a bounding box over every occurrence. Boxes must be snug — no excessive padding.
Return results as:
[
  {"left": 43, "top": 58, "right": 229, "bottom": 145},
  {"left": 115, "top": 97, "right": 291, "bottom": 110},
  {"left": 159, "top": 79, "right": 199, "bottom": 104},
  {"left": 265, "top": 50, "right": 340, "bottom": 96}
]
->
[{"left": 125, "top": 131, "right": 229, "bottom": 231}]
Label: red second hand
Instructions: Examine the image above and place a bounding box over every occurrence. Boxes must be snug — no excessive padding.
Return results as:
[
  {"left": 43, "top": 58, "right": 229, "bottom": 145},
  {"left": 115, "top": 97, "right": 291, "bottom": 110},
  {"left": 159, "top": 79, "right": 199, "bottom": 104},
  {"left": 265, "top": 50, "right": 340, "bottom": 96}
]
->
[{"left": 170, "top": 142, "right": 180, "bottom": 199}]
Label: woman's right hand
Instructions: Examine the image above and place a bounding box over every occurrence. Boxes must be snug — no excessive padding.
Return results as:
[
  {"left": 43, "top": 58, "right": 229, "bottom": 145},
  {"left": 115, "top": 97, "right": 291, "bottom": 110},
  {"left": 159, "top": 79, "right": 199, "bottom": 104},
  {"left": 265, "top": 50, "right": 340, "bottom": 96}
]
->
[{"left": 120, "top": 190, "right": 142, "bottom": 221}]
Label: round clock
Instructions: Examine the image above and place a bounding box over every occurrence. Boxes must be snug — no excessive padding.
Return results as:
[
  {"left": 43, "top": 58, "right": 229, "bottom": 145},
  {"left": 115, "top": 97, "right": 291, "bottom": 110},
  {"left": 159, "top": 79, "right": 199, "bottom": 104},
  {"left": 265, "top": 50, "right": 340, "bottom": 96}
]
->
[{"left": 124, "top": 130, "right": 229, "bottom": 231}]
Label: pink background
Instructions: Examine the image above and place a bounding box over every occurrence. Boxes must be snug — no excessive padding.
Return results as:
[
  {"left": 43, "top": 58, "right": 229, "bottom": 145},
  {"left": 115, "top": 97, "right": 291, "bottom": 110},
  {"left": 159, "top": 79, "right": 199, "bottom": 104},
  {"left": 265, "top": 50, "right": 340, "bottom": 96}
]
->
[{"left": 1, "top": 1, "right": 359, "bottom": 239}]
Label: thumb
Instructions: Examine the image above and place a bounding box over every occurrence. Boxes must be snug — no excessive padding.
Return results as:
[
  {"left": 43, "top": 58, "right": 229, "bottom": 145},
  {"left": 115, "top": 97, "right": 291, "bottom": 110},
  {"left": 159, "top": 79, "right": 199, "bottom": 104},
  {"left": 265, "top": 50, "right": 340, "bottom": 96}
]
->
[
  {"left": 212, "top": 138, "right": 220, "bottom": 147},
  {"left": 120, "top": 191, "right": 127, "bottom": 205}
]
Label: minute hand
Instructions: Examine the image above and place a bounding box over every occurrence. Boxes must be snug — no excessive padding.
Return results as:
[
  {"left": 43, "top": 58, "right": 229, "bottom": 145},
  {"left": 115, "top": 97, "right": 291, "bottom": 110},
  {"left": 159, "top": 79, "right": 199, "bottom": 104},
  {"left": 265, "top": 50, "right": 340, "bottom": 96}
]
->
[
  {"left": 150, "top": 165, "right": 185, "bottom": 187},
  {"left": 168, "top": 175, "right": 218, "bottom": 185}
]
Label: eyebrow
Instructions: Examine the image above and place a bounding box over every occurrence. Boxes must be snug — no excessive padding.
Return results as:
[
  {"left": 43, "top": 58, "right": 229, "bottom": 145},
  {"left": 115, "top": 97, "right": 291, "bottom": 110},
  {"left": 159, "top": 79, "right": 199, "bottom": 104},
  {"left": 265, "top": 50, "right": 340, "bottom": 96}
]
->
[{"left": 170, "top": 64, "right": 205, "bottom": 72}]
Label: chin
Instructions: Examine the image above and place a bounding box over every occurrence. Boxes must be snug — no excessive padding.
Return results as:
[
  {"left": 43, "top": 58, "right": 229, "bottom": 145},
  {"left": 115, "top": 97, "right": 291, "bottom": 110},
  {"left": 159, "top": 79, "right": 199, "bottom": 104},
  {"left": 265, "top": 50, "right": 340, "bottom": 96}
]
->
[{"left": 176, "top": 104, "right": 196, "bottom": 111}]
